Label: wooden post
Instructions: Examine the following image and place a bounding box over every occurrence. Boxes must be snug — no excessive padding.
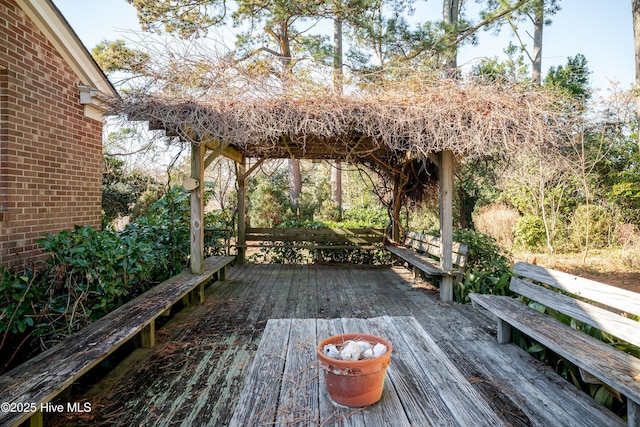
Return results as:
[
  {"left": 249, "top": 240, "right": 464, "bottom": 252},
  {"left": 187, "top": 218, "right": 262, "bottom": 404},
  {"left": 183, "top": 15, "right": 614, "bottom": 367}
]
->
[
  {"left": 29, "top": 410, "right": 43, "bottom": 427},
  {"left": 139, "top": 321, "right": 155, "bottom": 348},
  {"left": 439, "top": 150, "right": 454, "bottom": 302},
  {"left": 497, "top": 319, "right": 511, "bottom": 344},
  {"left": 190, "top": 142, "right": 205, "bottom": 274},
  {"left": 189, "top": 282, "right": 205, "bottom": 304},
  {"left": 237, "top": 157, "right": 247, "bottom": 264},
  {"left": 629, "top": 400, "right": 639, "bottom": 427},
  {"left": 391, "top": 173, "right": 401, "bottom": 242}
]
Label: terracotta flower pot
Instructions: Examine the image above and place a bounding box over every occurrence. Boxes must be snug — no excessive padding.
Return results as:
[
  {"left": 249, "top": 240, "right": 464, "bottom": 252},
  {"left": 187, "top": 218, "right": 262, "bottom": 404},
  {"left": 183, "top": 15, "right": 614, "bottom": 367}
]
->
[{"left": 317, "top": 333, "right": 392, "bottom": 407}]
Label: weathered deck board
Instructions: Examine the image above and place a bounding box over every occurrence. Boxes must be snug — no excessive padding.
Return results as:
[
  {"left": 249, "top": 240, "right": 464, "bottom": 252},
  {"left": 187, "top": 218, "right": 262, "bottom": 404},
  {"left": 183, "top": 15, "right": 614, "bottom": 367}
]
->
[
  {"left": 53, "top": 264, "right": 627, "bottom": 427},
  {"left": 231, "top": 317, "right": 502, "bottom": 426},
  {"left": 275, "top": 318, "right": 318, "bottom": 426},
  {"left": 229, "top": 318, "right": 292, "bottom": 427}
]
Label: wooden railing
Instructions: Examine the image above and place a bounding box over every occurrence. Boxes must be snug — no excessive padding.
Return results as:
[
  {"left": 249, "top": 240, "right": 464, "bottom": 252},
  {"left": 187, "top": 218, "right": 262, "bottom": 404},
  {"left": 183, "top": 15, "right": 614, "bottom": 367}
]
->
[{"left": 238, "top": 227, "right": 386, "bottom": 263}]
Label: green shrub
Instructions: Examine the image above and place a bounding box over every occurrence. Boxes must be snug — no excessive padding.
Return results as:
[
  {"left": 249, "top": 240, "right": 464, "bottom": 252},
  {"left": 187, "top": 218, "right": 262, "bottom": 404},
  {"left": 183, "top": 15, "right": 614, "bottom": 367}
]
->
[
  {"left": 569, "top": 204, "right": 615, "bottom": 249},
  {"left": 316, "top": 200, "right": 341, "bottom": 222},
  {"left": 451, "top": 228, "right": 513, "bottom": 303},
  {"left": 0, "top": 268, "right": 39, "bottom": 336},
  {"left": 0, "top": 186, "right": 195, "bottom": 368},
  {"left": 513, "top": 215, "right": 546, "bottom": 250},
  {"left": 407, "top": 205, "right": 439, "bottom": 234},
  {"left": 247, "top": 179, "right": 293, "bottom": 227},
  {"left": 341, "top": 206, "right": 389, "bottom": 229}
]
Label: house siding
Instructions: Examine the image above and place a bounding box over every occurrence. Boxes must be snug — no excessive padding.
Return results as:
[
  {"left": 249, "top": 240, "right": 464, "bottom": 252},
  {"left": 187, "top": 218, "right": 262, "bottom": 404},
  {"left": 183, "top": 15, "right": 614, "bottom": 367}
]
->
[{"left": 0, "top": 0, "right": 103, "bottom": 269}]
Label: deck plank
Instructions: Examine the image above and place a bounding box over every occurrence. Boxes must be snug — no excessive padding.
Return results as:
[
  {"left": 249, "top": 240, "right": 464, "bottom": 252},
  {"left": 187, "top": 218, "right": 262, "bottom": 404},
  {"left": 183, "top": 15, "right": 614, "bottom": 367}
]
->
[
  {"left": 229, "top": 318, "right": 292, "bottom": 427},
  {"left": 338, "top": 318, "right": 412, "bottom": 427},
  {"left": 275, "top": 318, "right": 319, "bottom": 426},
  {"left": 54, "top": 264, "right": 628, "bottom": 427}
]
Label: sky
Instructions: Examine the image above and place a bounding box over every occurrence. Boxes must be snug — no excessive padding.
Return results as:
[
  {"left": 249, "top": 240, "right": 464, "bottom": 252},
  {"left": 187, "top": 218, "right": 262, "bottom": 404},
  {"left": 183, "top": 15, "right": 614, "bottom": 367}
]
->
[{"left": 52, "top": 0, "right": 635, "bottom": 93}]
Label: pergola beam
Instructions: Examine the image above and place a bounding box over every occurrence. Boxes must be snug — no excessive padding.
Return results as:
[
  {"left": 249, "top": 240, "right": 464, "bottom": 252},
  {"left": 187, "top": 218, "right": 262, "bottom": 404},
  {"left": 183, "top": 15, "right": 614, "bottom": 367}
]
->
[{"left": 221, "top": 146, "right": 243, "bottom": 163}]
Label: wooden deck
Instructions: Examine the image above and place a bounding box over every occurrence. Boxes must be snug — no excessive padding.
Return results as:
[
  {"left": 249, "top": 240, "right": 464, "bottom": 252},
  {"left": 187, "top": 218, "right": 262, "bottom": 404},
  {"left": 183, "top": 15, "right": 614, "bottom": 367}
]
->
[
  {"left": 54, "top": 263, "right": 623, "bottom": 426},
  {"left": 230, "top": 316, "right": 506, "bottom": 426}
]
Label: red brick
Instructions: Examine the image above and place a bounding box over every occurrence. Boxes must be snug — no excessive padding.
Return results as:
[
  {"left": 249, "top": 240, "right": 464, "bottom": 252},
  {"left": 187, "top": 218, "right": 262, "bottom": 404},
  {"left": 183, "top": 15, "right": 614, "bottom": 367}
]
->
[{"left": 1, "top": 0, "right": 104, "bottom": 268}]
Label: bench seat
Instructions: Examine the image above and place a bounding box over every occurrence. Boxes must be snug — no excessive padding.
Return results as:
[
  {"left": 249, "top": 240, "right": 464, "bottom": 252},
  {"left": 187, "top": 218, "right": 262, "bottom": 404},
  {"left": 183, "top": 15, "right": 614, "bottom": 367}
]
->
[
  {"left": 0, "top": 255, "right": 234, "bottom": 427},
  {"left": 384, "top": 244, "right": 447, "bottom": 277},
  {"left": 470, "top": 261, "right": 640, "bottom": 427},
  {"left": 385, "top": 231, "right": 468, "bottom": 281}
]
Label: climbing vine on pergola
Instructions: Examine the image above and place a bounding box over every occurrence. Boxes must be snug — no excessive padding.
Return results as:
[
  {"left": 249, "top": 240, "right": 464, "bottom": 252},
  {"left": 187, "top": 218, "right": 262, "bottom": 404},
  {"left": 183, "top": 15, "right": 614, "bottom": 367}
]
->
[{"left": 111, "top": 69, "right": 568, "bottom": 301}]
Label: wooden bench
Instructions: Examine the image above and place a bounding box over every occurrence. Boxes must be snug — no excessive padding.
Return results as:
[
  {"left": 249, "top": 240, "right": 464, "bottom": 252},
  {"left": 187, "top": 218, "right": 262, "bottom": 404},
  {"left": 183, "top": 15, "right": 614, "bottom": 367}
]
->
[
  {"left": 243, "top": 227, "right": 384, "bottom": 260},
  {"left": 470, "top": 261, "right": 640, "bottom": 427},
  {"left": 385, "top": 231, "right": 468, "bottom": 283},
  {"left": 0, "top": 255, "right": 234, "bottom": 427}
]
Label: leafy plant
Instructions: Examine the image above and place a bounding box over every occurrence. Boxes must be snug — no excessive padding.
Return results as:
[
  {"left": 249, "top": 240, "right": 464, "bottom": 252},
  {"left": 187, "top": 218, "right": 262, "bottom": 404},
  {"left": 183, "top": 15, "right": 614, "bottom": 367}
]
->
[
  {"left": 450, "top": 228, "right": 513, "bottom": 303},
  {"left": 569, "top": 204, "right": 616, "bottom": 249},
  {"left": 0, "top": 186, "right": 200, "bottom": 371},
  {"left": 513, "top": 215, "right": 546, "bottom": 250}
]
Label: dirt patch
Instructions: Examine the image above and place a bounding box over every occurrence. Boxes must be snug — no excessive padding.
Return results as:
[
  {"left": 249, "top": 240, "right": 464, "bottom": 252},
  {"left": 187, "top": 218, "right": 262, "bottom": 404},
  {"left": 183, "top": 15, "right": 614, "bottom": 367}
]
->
[{"left": 515, "top": 249, "right": 640, "bottom": 293}]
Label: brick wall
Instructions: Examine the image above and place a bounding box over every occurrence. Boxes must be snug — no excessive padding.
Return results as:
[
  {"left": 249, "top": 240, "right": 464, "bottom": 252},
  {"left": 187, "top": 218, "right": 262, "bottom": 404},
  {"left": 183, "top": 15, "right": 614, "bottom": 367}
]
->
[{"left": 0, "top": 0, "right": 103, "bottom": 269}]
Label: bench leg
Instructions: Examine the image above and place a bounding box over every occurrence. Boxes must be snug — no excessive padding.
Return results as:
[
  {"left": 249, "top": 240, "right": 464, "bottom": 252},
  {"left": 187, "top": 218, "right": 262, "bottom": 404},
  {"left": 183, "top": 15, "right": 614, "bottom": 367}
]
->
[
  {"left": 219, "top": 266, "right": 226, "bottom": 281},
  {"left": 440, "top": 276, "right": 453, "bottom": 302},
  {"left": 139, "top": 320, "right": 155, "bottom": 348},
  {"left": 27, "top": 410, "right": 43, "bottom": 427},
  {"left": 497, "top": 318, "right": 511, "bottom": 344},
  {"left": 189, "top": 282, "right": 205, "bottom": 304},
  {"left": 629, "top": 399, "right": 639, "bottom": 427}
]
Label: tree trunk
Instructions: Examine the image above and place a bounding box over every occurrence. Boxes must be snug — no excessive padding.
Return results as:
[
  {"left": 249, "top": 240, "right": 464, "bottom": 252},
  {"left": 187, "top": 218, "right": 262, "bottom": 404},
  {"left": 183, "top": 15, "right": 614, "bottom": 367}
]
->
[
  {"left": 633, "top": 0, "right": 640, "bottom": 150},
  {"left": 443, "top": 0, "right": 460, "bottom": 78},
  {"left": 331, "top": 162, "right": 342, "bottom": 219},
  {"left": 531, "top": 1, "right": 544, "bottom": 85},
  {"left": 272, "top": 20, "right": 301, "bottom": 213},
  {"left": 332, "top": 9, "right": 343, "bottom": 220},
  {"left": 333, "top": 11, "right": 343, "bottom": 93},
  {"left": 289, "top": 158, "right": 301, "bottom": 214}
]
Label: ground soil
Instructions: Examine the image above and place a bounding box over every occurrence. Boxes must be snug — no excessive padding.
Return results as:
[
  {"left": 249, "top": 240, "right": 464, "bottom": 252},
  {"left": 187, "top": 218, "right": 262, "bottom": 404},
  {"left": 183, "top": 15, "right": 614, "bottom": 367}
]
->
[{"left": 515, "top": 249, "right": 640, "bottom": 293}]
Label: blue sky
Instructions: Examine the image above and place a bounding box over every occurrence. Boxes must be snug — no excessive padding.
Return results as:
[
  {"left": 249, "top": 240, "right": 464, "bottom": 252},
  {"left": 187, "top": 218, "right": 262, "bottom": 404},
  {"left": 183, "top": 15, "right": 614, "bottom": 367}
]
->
[{"left": 53, "top": 0, "right": 635, "bottom": 92}]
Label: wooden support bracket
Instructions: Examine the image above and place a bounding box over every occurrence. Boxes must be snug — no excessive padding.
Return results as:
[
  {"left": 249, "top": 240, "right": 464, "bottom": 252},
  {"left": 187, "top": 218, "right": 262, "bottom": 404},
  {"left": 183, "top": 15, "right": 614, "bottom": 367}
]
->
[
  {"left": 139, "top": 321, "right": 156, "bottom": 349},
  {"left": 29, "top": 410, "right": 43, "bottom": 427},
  {"left": 496, "top": 318, "right": 511, "bottom": 344},
  {"left": 189, "top": 282, "right": 205, "bottom": 305}
]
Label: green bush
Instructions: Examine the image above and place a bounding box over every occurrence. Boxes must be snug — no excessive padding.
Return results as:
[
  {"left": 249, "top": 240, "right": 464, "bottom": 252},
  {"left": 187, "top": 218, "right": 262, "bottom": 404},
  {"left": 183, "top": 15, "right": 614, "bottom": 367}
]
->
[
  {"left": 513, "top": 215, "right": 546, "bottom": 250},
  {"left": 247, "top": 179, "right": 294, "bottom": 227},
  {"left": 0, "top": 186, "right": 195, "bottom": 368},
  {"left": 316, "top": 200, "right": 341, "bottom": 222},
  {"left": 451, "top": 228, "right": 513, "bottom": 303},
  {"left": 569, "top": 204, "right": 615, "bottom": 249},
  {"left": 120, "top": 185, "right": 192, "bottom": 279},
  {"left": 0, "top": 268, "right": 39, "bottom": 336},
  {"left": 341, "top": 206, "right": 389, "bottom": 229}
]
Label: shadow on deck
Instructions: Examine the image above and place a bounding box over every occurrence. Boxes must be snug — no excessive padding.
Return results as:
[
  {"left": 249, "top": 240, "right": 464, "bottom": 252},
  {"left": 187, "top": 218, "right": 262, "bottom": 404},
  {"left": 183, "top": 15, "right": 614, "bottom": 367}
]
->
[{"left": 54, "top": 263, "right": 620, "bottom": 426}]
